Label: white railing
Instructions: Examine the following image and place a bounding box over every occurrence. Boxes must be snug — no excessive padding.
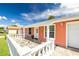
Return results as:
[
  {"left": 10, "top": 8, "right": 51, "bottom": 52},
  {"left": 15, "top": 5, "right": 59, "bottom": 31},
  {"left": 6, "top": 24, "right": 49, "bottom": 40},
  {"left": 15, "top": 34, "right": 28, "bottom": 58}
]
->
[
  {"left": 7, "top": 35, "right": 23, "bottom": 56},
  {"left": 9, "top": 34, "right": 25, "bottom": 40},
  {"left": 7, "top": 35, "right": 31, "bottom": 56},
  {"left": 7, "top": 34, "right": 55, "bottom": 56},
  {"left": 23, "top": 39, "right": 54, "bottom": 56}
]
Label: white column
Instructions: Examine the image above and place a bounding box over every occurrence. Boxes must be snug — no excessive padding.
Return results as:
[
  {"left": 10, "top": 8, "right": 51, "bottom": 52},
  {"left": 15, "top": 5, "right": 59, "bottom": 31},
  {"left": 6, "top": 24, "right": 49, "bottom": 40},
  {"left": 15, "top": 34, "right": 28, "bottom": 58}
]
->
[
  {"left": 23, "top": 28, "right": 25, "bottom": 38},
  {"left": 47, "top": 25, "right": 50, "bottom": 41},
  {"left": 18, "top": 28, "right": 20, "bottom": 35}
]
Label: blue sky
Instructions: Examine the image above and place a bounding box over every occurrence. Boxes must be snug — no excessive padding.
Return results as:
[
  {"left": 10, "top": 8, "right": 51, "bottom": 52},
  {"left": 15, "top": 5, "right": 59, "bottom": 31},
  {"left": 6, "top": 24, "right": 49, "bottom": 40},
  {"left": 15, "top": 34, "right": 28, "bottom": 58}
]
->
[
  {"left": 0, "top": 3, "right": 61, "bottom": 27},
  {"left": 0, "top": 3, "right": 79, "bottom": 27}
]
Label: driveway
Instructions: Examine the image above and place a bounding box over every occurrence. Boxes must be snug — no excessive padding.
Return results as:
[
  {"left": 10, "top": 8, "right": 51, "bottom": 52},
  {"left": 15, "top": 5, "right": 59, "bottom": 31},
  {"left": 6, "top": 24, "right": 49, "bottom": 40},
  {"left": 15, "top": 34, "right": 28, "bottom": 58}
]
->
[{"left": 51, "top": 46, "right": 79, "bottom": 56}]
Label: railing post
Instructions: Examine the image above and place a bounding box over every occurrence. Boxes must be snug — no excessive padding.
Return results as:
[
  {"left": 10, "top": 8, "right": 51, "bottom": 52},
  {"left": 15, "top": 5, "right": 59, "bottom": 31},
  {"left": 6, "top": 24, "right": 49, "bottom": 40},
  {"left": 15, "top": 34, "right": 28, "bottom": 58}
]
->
[
  {"left": 38, "top": 50, "right": 42, "bottom": 56},
  {"left": 52, "top": 40, "right": 54, "bottom": 51},
  {"left": 47, "top": 25, "right": 50, "bottom": 41},
  {"left": 42, "top": 47, "right": 45, "bottom": 55},
  {"left": 48, "top": 43, "right": 50, "bottom": 52},
  {"left": 50, "top": 42, "right": 52, "bottom": 50}
]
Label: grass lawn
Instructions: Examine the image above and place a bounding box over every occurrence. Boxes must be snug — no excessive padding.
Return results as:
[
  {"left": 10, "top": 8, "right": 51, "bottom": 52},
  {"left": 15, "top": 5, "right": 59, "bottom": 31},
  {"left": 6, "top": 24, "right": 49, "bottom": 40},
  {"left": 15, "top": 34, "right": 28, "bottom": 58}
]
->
[{"left": 0, "top": 34, "right": 10, "bottom": 56}]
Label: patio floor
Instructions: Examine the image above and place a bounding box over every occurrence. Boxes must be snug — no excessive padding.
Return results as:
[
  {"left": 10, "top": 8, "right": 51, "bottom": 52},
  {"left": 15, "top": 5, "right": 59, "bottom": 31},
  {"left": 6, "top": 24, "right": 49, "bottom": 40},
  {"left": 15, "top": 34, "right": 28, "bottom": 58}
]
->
[
  {"left": 51, "top": 46, "right": 79, "bottom": 56},
  {"left": 11, "top": 36, "right": 40, "bottom": 48}
]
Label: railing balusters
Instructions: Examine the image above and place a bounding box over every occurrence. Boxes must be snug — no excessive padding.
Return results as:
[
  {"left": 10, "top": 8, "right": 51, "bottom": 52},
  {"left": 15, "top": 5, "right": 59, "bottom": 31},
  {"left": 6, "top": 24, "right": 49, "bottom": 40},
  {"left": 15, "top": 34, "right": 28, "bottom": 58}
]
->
[
  {"left": 46, "top": 45, "right": 48, "bottom": 54},
  {"left": 7, "top": 34, "right": 55, "bottom": 56},
  {"left": 32, "top": 52, "right": 36, "bottom": 56},
  {"left": 48, "top": 44, "right": 51, "bottom": 51},
  {"left": 42, "top": 47, "right": 45, "bottom": 55},
  {"left": 38, "top": 50, "right": 41, "bottom": 56}
]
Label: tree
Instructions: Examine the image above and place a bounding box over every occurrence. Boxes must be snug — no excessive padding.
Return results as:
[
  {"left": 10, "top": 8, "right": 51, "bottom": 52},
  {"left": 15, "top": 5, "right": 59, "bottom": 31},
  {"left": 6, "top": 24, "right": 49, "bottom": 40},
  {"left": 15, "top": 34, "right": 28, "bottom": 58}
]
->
[
  {"left": 0, "top": 27, "right": 4, "bottom": 33},
  {"left": 0, "top": 27, "right": 4, "bottom": 31},
  {"left": 10, "top": 25, "right": 18, "bottom": 27},
  {"left": 48, "top": 15, "right": 55, "bottom": 20}
]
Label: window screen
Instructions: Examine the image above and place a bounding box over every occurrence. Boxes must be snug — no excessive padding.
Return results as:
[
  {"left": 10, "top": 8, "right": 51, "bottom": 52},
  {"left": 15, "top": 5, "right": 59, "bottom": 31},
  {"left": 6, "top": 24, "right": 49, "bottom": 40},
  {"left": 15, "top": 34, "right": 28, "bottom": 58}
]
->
[{"left": 49, "top": 25, "right": 54, "bottom": 38}]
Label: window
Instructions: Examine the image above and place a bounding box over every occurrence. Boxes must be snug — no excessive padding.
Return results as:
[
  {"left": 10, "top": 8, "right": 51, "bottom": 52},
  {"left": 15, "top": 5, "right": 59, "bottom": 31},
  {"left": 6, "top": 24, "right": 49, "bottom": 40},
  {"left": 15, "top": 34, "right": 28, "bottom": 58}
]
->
[
  {"left": 29, "top": 28, "right": 32, "bottom": 34},
  {"left": 49, "top": 25, "right": 54, "bottom": 38}
]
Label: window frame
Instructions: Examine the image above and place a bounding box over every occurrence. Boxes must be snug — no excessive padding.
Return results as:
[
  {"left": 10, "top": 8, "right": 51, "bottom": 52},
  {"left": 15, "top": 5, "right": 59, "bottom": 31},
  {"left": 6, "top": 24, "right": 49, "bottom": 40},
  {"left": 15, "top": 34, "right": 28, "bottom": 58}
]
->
[
  {"left": 44, "top": 24, "right": 55, "bottom": 39},
  {"left": 49, "top": 25, "right": 55, "bottom": 38},
  {"left": 44, "top": 26, "right": 47, "bottom": 38}
]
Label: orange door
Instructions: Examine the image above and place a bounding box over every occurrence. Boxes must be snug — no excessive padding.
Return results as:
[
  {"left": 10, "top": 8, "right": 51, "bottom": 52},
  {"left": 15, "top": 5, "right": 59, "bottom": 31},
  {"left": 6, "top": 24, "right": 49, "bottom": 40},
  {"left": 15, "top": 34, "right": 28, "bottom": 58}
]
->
[
  {"left": 55, "top": 22, "right": 66, "bottom": 48},
  {"left": 39, "top": 26, "right": 46, "bottom": 42}
]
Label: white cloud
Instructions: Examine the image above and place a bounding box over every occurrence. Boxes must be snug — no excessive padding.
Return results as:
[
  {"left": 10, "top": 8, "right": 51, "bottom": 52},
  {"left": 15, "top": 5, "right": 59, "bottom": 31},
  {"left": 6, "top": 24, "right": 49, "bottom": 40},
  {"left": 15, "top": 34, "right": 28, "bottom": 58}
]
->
[
  {"left": 59, "top": 3, "right": 79, "bottom": 17},
  {"left": 0, "top": 16, "right": 8, "bottom": 20},
  {"left": 0, "top": 24, "right": 7, "bottom": 27},
  {"left": 21, "top": 9, "right": 60, "bottom": 21},
  {"left": 11, "top": 19, "right": 16, "bottom": 22},
  {"left": 2, "top": 16, "right": 8, "bottom": 20},
  {"left": 21, "top": 3, "right": 79, "bottom": 21},
  {"left": 61, "top": 3, "right": 79, "bottom": 8},
  {"left": 21, "top": 8, "right": 64, "bottom": 21},
  {"left": 21, "top": 13, "right": 29, "bottom": 17},
  {"left": 21, "top": 13, "right": 33, "bottom": 21},
  {"left": 15, "top": 23, "right": 23, "bottom": 27}
]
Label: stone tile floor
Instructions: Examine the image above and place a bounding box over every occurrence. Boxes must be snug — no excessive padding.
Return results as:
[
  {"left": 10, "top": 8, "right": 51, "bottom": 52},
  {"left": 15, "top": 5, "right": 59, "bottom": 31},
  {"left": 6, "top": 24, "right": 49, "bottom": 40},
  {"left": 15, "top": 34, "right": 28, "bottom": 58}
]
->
[
  {"left": 12, "top": 37, "right": 39, "bottom": 48},
  {"left": 51, "top": 46, "right": 79, "bottom": 56}
]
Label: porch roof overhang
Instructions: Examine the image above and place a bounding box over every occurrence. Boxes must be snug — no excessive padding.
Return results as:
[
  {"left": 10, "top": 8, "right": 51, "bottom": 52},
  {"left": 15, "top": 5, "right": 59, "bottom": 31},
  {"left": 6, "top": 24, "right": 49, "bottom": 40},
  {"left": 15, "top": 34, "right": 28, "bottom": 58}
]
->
[{"left": 24, "top": 16, "right": 79, "bottom": 28}]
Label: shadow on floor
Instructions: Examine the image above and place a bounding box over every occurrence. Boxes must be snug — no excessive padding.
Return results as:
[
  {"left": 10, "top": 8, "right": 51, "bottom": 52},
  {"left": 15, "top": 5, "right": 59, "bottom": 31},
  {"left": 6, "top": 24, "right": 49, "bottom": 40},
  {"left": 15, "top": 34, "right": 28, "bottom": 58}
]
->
[{"left": 68, "top": 47, "right": 79, "bottom": 52}]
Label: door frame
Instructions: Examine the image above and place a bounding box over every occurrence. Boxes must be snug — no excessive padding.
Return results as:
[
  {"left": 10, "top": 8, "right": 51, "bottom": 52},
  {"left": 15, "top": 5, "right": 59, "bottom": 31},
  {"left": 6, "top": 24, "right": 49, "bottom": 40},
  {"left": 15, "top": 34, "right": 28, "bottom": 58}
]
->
[
  {"left": 44, "top": 24, "right": 56, "bottom": 41},
  {"left": 34, "top": 27, "right": 39, "bottom": 38}
]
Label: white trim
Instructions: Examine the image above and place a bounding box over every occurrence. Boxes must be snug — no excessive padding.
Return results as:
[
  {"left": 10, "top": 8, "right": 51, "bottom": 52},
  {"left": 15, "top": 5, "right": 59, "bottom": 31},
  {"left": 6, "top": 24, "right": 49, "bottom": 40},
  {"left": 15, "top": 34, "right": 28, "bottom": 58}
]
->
[
  {"left": 44, "top": 26, "right": 47, "bottom": 39},
  {"left": 34, "top": 27, "right": 39, "bottom": 38},
  {"left": 47, "top": 25, "right": 49, "bottom": 41},
  {"left": 53, "top": 24, "right": 56, "bottom": 41},
  {"left": 66, "top": 23, "right": 68, "bottom": 48},
  {"left": 46, "top": 24, "right": 56, "bottom": 41}
]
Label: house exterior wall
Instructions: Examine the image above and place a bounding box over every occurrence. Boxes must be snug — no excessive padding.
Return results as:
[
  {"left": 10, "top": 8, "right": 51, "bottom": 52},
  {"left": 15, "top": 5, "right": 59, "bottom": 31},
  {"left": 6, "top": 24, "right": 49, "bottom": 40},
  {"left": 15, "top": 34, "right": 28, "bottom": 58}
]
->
[
  {"left": 55, "top": 22, "right": 66, "bottom": 48},
  {"left": 8, "top": 28, "right": 23, "bottom": 35},
  {"left": 8, "top": 29, "right": 18, "bottom": 35},
  {"left": 24, "top": 19, "right": 79, "bottom": 47},
  {"left": 55, "top": 19, "right": 79, "bottom": 48},
  {"left": 39, "top": 26, "right": 46, "bottom": 42},
  {"left": 7, "top": 26, "right": 23, "bottom": 35}
]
